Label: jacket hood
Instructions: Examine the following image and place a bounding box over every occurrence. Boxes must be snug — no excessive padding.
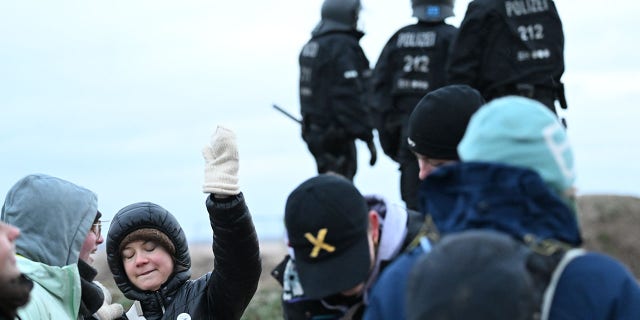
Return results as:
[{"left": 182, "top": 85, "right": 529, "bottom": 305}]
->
[
  {"left": 106, "top": 202, "right": 191, "bottom": 302},
  {"left": 419, "top": 162, "right": 582, "bottom": 246},
  {"left": 2, "top": 174, "right": 97, "bottom": 266}
]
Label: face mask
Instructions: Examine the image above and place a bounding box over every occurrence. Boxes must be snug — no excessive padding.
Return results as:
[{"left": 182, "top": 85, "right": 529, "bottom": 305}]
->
[{"left": 322, "top": 291, "right": 362, "bottom": 307}]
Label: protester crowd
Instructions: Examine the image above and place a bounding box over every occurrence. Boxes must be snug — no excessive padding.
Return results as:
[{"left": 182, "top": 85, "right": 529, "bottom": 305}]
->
[{"left": 2, "top": 0, "right": 639, "bottom": 319}]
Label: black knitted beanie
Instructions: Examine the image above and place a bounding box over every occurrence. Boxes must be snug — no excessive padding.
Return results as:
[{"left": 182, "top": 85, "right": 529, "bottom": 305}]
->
[
  {"left": 119, "top": 228, "right": 176, "bottom": 256},
  {"left": 407, "top": 84, "right": 485, "bottom": 159}
]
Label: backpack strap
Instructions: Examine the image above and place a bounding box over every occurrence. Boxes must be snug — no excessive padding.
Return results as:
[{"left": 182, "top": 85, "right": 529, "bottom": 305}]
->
[
  {"left": 419, "top": 236, "right": 432, "bottom": 252},
  {"left": 540, "top": 248, "right": 586, "bottom": 320},
  {"left": 336, "top": 301, "right": 365, "bottom": 320},
  {"left": 402, "top": 212, "right": 439, "bottom": 252},
  {"left": 523, "top": 234, "right": 573, "bottom": 255}
]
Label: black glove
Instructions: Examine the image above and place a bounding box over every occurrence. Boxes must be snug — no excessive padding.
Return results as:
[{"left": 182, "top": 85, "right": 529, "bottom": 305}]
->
[
  {"left": 367, "top": 139, "right": 377, "bottom": 166},
  {"left": 557, "top": 83, "right": 568, "bottom": 110}
]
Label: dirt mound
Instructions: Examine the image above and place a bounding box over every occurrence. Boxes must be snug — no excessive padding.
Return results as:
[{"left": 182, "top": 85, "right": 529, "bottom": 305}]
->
[{"left": 578, "top": 194, "right": 640, "bottom": 278}]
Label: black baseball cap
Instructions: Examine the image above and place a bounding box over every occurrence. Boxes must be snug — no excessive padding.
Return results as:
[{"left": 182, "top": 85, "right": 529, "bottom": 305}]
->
[{"left": 285, "top": 174, "right": 371, "bottom": 299}]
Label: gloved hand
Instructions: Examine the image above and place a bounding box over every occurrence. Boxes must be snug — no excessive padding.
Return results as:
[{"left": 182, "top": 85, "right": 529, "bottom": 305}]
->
[
  {"left": 366, "top": 139, "right": 377, "bottom": 166},
  {"left": 93, "top": 281, "right": 124, "bottom": 320},
  {"left": 202, "top": 125, "right": 240, "bottom": 196}
]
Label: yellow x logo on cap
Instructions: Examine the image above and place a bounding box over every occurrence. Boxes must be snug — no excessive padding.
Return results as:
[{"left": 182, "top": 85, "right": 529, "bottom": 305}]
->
[{"left": 304, "top": 228, "right": 335, "bottom": 258}]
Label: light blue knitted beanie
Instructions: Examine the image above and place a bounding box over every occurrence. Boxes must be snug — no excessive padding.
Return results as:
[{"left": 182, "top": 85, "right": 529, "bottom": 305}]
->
[{"left": 458, "top": 96, "right": 575, "bottom": 196}]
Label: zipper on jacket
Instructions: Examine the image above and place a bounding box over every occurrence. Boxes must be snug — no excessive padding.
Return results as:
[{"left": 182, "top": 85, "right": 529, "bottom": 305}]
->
[{"left": 154, "top": 291, "right": 166, "bottom": 313}]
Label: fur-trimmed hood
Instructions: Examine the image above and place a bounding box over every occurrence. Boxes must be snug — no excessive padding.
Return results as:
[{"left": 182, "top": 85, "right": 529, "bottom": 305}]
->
[{"left": 106, "top": 202, "right": 191, "bottom": 303}]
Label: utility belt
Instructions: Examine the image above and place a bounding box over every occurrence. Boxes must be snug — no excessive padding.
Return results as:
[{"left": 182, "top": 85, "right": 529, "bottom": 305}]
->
[
  {"left": 491, "top": 83, "right": 555, "bottom": 100},
  {"left": 490, "top": 83, "right": 568, "bottom": 110},
  {"left": 303, "top": 114, "right": 332, "bottom": 131},
  {"left": 393, "top": 95, "right": 423, "bottom": 114},
  {"left": 303, "top": 117, "right": 350, "bottom": 144}
]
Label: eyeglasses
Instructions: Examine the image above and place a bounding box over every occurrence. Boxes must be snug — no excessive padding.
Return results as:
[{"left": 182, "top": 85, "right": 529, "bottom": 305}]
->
[{"left": 91, "top": 221, "right": 102, "bottom": 237}]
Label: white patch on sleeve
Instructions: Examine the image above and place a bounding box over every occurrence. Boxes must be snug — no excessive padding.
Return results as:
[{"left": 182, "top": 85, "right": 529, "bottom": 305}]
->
[{"left": 344, "top": 70, "right": 358, "bottom": 79}]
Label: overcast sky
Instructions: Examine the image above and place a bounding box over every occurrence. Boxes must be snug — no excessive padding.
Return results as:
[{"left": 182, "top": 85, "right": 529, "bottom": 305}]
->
[{"left": 1, "top": 0, "right": 638, "bottom": 242}]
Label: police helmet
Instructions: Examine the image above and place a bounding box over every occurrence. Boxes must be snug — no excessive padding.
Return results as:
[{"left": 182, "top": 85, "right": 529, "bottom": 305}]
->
[
  {"left": 411, "top": 0, "right": 454, "bottom": 22},
  {"left": 322, "top": 0, "right": 361, "bottom": 27},
  {"left": 312, "top": 0, "right": 362, "bottom": 35}
]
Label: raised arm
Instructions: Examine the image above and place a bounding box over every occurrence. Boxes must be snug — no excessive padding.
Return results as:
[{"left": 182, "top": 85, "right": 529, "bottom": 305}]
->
[{"left": 202, "top": 126, "right": 262, "bottom": 319}]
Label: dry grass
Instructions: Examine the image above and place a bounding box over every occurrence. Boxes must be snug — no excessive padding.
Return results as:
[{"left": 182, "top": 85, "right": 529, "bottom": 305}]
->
[{"left": 93, "top": 194, "right": 640, "bottom": 319}]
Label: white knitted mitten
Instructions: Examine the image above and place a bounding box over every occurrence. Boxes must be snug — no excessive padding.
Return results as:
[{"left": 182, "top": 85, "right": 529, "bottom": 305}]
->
[
  {"left": 93, "top": 281, "right": 124, "bottom": 320},
  {"left": 202, "top": 125, "right": 240, "bottom": 195}
]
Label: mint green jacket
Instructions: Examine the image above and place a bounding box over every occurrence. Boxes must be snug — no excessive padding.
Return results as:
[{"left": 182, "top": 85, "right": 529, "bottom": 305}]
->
[{"left": 16, "top": 256, "right": 82, "bottom": 320}]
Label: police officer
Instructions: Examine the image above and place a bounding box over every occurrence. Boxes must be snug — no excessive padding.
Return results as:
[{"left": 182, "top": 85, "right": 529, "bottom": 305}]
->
[
  {"left": 447, "top": 0, "right": 568, "bottom": 114},
  {"left": 299, "top": 0, "right": 376, "bottom": 181},
  {"left": 370, "top": 0, "right": 457, "bottom": 209}
]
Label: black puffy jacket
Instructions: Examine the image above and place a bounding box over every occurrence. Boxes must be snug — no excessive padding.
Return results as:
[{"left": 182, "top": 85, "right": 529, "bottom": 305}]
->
[{"left": 106, "top": 193, "right": 261, "bottom": 320}]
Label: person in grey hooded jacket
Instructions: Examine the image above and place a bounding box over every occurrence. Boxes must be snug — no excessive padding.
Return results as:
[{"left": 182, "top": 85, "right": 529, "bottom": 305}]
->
[{"left": 1, "top": 174, "right": 101, "bottom": 319}]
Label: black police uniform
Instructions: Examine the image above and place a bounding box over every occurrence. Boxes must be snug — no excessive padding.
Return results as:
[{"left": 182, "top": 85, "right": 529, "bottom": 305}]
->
[
  {"left": 447, "top": 0, "right": 566, "bottom": 113},
  {"left": 299, "top": 28, "right": 374, "bottom": 181},
  {"left": 370, "top": 21, "right": 457, "bottom": 209}
]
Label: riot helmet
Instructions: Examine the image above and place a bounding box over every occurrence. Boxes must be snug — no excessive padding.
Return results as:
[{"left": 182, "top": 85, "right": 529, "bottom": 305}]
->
[
  {"left": 412, "top": 0, "right": 454, "bottom": 22},
  {"left": 312, "top": 0, "right": 362, "bottom": 35}
]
